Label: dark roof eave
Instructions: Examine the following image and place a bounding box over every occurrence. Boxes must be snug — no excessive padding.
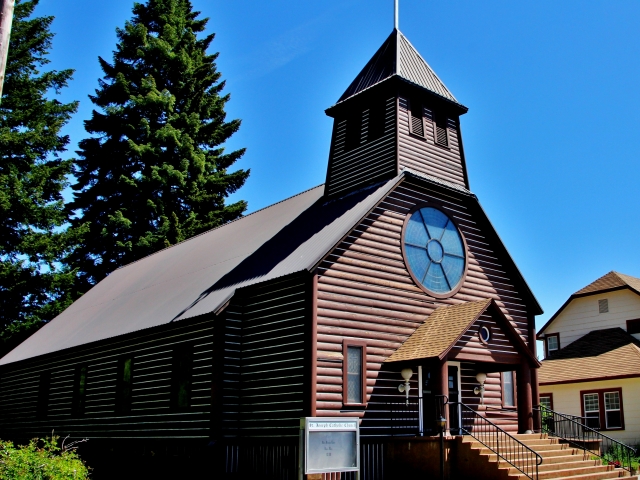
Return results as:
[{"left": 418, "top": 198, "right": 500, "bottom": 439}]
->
[{"left": 325, "top": 75, "right": 468, "bottom": 117}]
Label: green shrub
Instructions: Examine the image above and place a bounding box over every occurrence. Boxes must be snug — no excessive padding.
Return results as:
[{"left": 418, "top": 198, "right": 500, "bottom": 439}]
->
[{"left": 0, "top": 435, "right": 89, "bottom": 479}]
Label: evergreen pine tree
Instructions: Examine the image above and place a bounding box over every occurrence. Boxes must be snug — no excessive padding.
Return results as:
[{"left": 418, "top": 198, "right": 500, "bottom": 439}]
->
[
  {"left": 69, "top": 0, "right": 249, "bottom": 288},
  {"left": 0, "top": 0, "right": 79, "bottom": 355}
]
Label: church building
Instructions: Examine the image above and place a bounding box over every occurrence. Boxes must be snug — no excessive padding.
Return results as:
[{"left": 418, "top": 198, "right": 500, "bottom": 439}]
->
[{"left": 0, "top": 26, "right": 549, "bottom": 479}]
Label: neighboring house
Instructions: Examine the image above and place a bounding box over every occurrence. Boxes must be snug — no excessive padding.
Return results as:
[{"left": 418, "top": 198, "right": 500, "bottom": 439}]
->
[
  {"left": 538, "top": 271, "right": 640, "bottom": 445},
  {"left": 0, "top": 28, "right": 544, "bottom": 478}
]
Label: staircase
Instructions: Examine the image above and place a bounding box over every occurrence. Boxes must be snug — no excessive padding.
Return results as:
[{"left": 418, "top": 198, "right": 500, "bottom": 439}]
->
[{"left": 462, "top": 433, "right": 638, "bottom": 480}]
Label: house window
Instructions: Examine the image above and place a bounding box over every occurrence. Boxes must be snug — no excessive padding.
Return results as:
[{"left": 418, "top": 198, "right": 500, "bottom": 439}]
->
[
  {"left": 434, "top": 113, "right": 449, "bottom": 147},
  {"left": 171, "top": 345, "right": 193, "bottom": 410},
  {"left": 546, "top": 333, "right": 559, "bottom": 357},
  {"left": 583, "top": 393, "right": 600, "bottom": 429},
  {"left": 581, "top": 388, "right": 624, "bottom": 431},
  {"left": 540, "top": 394, "right": 553, "bottom": 410},
  {"left": 626, "top": 319, "right": 640, "bottom": 334},
  {"left": 36, "top": 371, "right": 50, "bottom": 420},
  {"left": 343, "top": 342, "right": 366, "bottom": 406},
  {"left": 116, "top": 356, "right": 133, "bottom": 414},
  {"left": 72, "top": 365, "right": 88, "bottom": 417},
  {"left": 502, "top": 371, "right": 515, "bottom": 407},
  {"left": 409, "top": 100, "right": 424, "bottom": 137},
  {"left": 604, "top": 391, "right": 622, "bottom": 429},
  {"left": 598, "top": 299, "right": 609, "bottom": 313}
]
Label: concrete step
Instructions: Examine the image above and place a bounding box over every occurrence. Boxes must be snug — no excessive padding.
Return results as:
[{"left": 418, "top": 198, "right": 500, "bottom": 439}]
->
[
  {"left": 546, "top": 471, "right": 633, "bottom": 480},
  {"left": 538, "top": 460, "right": 603, "bottom": 472},
  {"left": 531, "top": 465, "right": 616, "bottom": 479},
  {"left": 476, "top": 445, "right": 577, "bottom": 458},
  {"left": 512, "top": 433, "right": 550, "bottom": 441},
  {"left": 508, "top": 469, "right": 634, "bottom": 480}
]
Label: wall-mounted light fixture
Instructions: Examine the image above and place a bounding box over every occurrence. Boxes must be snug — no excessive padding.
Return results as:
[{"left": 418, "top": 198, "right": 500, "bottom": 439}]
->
[
  {"left": 473, "top": 372, "right": 487, "bottom": 404},
  {"left": 398, "top": 368, "right": 413, "bottom": 405}
]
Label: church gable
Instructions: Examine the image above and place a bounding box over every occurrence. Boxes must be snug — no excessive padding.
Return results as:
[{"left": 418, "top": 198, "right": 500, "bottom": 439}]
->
[
  {"left": 313, "top": 173, "right": 539, "bottom": 416},
  {"left": 450, "top": 310, "right": 521, "bottom": 363}
]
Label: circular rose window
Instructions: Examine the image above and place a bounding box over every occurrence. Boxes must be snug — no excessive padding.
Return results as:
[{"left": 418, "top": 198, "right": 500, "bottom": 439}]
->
[{"left": 403, "top": 206, "right": 466, "bottom": 296}]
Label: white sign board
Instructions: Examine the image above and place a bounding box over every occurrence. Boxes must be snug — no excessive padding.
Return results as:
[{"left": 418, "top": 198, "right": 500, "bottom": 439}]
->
[{"left": 302, "top": 417, "right": 360, "bottom": 475}]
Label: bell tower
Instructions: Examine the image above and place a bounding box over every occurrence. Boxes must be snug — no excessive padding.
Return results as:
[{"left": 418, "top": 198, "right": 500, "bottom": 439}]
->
[{"left": 324, "top": 29, "right": 470, "bottom": 198}]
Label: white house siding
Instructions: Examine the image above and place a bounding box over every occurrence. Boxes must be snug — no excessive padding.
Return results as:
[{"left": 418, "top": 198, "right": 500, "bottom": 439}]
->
[
  {"left": 544, "top": 290, "right": 640, "bottom": 350},
  {"left": 541, "top": 377, "right": 640, "bottom": 446}
]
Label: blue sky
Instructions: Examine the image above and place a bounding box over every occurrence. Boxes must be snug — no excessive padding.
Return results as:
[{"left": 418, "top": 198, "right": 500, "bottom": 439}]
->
[{"left": 36, "top": 0, "right": 640, "bottom": 336}]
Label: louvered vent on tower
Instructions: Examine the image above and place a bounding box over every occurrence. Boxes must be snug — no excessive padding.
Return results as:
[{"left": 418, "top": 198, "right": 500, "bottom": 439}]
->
[
  {"left": 410, "top": 100, "right": 424, "bottom": 137},
  {"left": 435, "top": 114, "right": 448, "bottom": 147}
]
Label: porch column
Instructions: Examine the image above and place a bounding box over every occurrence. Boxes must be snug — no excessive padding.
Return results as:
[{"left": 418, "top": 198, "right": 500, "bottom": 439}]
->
[
  {"left": 528, "top": 321, "right": 541, "bottom": 431},
  {"left": 531, "top": 367, "right": 541, "bottom": 431},
  {"left": 435, "top": 358, "right": 449, "bottom": 431},
  {"left": 516, "top": 362, "right": 533, "bottom": 433}
]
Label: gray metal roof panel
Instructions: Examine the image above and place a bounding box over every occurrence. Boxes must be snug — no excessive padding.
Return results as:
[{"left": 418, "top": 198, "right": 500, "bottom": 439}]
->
[{"left": 0, "top": 178, "right": 400, "bottom": 365}]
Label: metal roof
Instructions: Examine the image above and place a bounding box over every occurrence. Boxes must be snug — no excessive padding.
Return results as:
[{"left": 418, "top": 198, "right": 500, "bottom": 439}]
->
[
  {"left": 0, "top": 177, "right": 400, "bottom": 365},
  {"left": 337, "top": 29, "right": 461, "bottom": 106}
]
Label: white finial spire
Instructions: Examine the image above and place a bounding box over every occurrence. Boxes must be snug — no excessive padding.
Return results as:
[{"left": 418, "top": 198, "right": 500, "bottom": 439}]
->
[{"left": 394, "top": 0, "right": 399, "bottom": 30}]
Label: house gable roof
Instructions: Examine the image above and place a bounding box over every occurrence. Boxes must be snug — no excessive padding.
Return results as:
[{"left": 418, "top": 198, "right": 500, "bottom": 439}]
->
[
  {"left": 539, "top": 328, "right": 640, "bottom": 385},
  {"left": 385, "top": 299, "right": 539, "bottom": 366},
  {"left": 336, "top": 29, "right": 464, "bottom": 108},
  {"left": 538, "top": 271, "right": 640, "bottom": 336}
]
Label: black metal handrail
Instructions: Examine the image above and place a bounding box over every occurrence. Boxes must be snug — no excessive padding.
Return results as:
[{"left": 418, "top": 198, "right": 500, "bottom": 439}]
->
[
  {"left": 452, "top": 402, "right": 542, "bottom": 480},
  {"left": 535, "top": 404, "right": 637, "bottom": 473}
]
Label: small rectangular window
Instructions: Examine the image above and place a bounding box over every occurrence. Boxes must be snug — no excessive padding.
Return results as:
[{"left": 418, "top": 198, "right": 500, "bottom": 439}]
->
[
  {"left": 434, "top": 113, "right": 449, "bottom": 147},
  {"left": 72, "top": 365, "right": 88, "bottom": 417},
  {"left": 598, "top": 299, "right": 609, "bottom": 313},
  {"left": 626, "top": 319, "right": 640, "bottom": 334},
  {"left": 502, "top": 371, "right": 515, "bottom": 407},
  {"left": 409, "top": 100, "right": 424, "bottom": 137},
  {"left": 604, "top": 391, "right": 622, "bottom": 429},
  {"left": 171, "top": 345, "right": 193, "bottom": 411},
  {"left": 343, "top": 342, "right": 366, "bottom": 406},
  {"left": 546, "top": 334, "right": 559, "bottom": 356},
  {"left": 36, "top": 371, "right": 50, "bottom": 420},
  {"left": 540, "top": 394, "right": 553, "bottom": 410},
  {"left": 116, "top": 356, "right": 133, "bottom": 414},
  {"left": 583, "top": 393, "right": 600, "bottom": 429}
]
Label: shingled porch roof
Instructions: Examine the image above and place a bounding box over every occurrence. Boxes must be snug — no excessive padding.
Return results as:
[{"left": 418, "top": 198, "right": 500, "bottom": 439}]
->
[{"left": 385, "top": 299, "right": 539, "bottom": 366}]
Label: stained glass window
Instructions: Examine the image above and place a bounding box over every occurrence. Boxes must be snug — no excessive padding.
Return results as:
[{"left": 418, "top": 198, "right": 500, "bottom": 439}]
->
[
  {"left": 347, "top": 346, "right": 363, "bottom": 404},
  {"left": 404, "top": 207, "right": 465, "bottom": 295}
]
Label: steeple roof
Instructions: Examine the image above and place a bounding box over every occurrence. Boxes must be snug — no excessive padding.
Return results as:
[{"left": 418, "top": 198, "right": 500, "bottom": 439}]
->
[{"left": 337, "top": 29, "right": 462, "bottom": 106}]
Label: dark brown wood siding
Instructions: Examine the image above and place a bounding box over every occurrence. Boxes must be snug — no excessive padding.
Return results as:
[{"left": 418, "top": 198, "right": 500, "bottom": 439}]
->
[
  {"left": 460, "top": 364, "right": 518, "bottom": 432},
  {"left": 0, "top": 318, "right": 214, "bottom": 440},
  {"left": 325, "top": 97, "right": 397, "bottom": 197},
  {"left": 219, "top": 274, "right": 310, "bottom": 438},
  {"left": 398, "top": 97, "right": 466, "bottom": 187},
  {"left": 450, "top": 312, "right": 520, "bottom": 362},
  {"left": 314, "top": 177, "right": 531, "bottom": 434}
]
